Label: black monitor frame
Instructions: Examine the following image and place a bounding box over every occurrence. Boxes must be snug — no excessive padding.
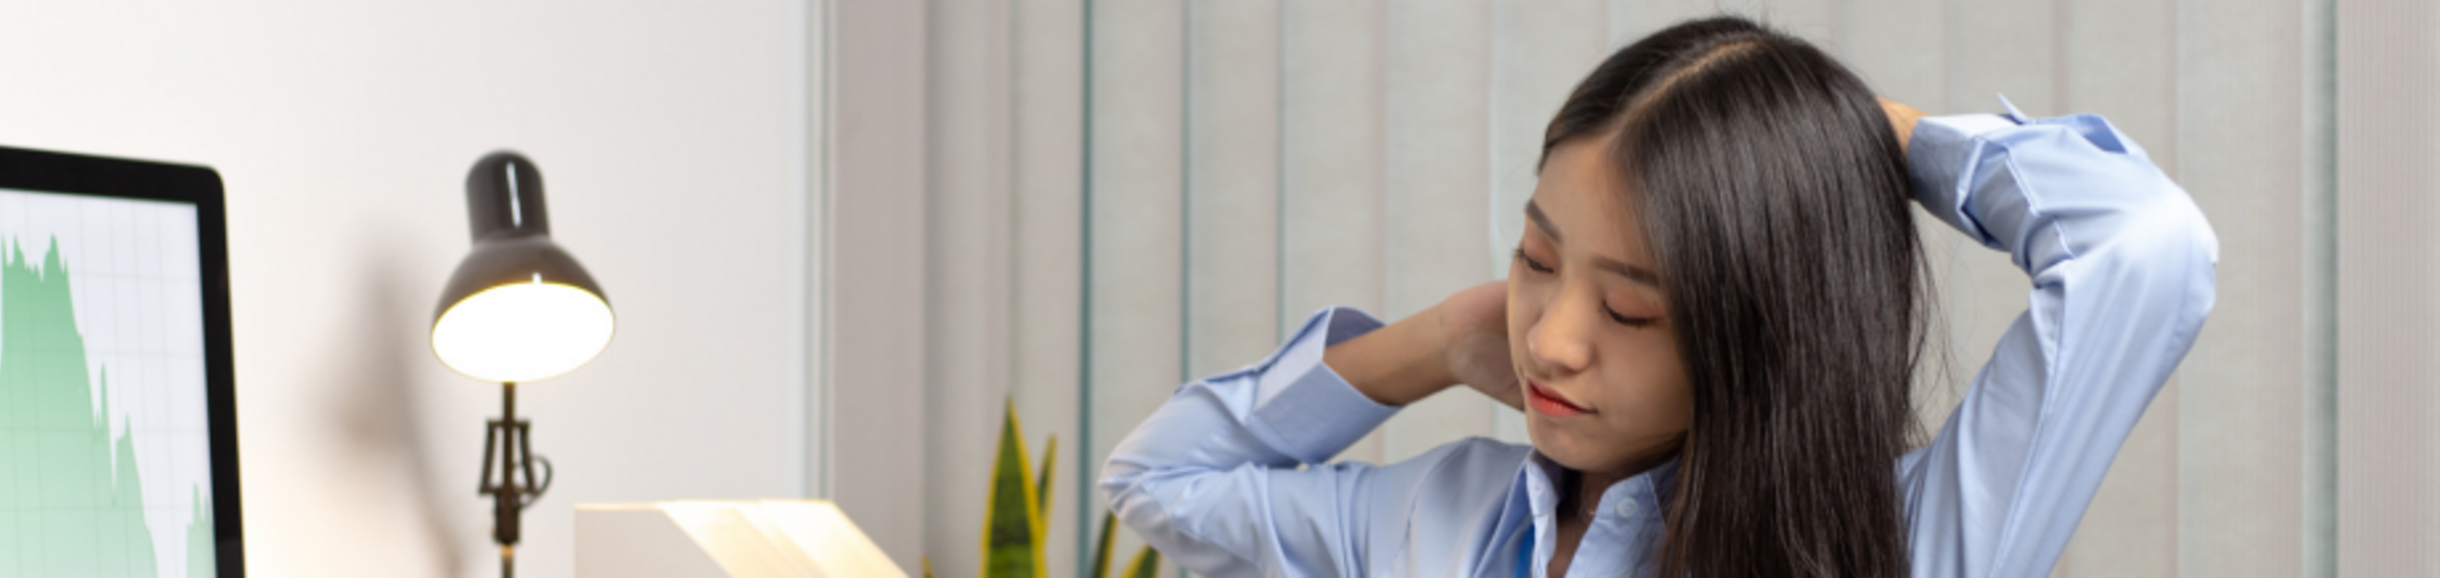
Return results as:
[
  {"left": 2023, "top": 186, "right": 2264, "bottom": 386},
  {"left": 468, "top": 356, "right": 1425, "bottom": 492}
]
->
[{"left": 0, "top": 145, "right": 241, "bottom": 576}]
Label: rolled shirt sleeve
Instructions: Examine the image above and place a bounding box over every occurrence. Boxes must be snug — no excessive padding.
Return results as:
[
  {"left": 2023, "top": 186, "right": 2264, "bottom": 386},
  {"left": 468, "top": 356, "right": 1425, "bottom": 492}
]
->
[
  {"left": 1098, "top": 306, "right": 1402, "bottom": 577},
  {"left": 1242, "top": 307, "right": 1400, "bottom": 464}
]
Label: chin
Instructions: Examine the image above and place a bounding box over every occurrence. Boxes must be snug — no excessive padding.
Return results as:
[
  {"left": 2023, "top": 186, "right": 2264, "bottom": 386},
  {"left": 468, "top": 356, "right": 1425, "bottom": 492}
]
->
[
  {"left": 1523, "top": 417, "right": 1599, "bottom": 469},
  {"left": 1526, "top": 417, "right": 1684, "bottom": 474}
]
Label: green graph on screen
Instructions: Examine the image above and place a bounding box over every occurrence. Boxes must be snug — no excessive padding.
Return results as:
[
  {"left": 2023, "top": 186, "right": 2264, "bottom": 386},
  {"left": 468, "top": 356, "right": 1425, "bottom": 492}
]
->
[{"left": 1, "top": 237, "right": 214, "bottom": 577}]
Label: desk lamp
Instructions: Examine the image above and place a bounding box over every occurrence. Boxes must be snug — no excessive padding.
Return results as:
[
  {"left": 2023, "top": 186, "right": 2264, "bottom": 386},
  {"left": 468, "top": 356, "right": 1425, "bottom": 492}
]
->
[{"left": 431, "top": 151, "right": 616, "bottom": 578}]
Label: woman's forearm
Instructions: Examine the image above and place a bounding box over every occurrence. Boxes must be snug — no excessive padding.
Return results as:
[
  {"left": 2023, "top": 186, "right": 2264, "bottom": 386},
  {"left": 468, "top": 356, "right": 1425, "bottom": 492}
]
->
[{"left": 1324, "top": 305, "right": 1457, "bottom": 407}]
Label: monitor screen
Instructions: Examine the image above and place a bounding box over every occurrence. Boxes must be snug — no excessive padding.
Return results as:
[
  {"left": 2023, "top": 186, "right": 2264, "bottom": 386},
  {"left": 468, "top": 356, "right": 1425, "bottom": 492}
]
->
[{"left": 0, "top": 147, "right": 237, "bottom": 578}]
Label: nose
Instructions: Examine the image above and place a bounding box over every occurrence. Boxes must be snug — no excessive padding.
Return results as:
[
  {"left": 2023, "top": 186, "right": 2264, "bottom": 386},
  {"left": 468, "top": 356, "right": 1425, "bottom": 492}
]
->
[{"left": 1528, "top": 287, "right": 1598, "bottom": 374}]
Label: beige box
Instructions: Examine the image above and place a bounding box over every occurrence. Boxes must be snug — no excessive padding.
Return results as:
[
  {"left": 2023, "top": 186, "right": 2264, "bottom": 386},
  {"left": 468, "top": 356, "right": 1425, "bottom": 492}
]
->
[{"left": 576, "top": 500, "right": 906, "bottom": 578}]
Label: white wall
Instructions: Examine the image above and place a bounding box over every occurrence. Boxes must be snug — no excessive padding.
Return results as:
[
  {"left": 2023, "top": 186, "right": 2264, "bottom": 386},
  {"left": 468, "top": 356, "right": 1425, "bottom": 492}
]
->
[{"left": 0, "top": 2, "right": 815, "bottom": 577}]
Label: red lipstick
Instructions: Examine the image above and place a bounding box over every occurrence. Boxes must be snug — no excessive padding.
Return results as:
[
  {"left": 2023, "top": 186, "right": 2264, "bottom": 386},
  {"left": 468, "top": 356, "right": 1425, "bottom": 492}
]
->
[{"left": 1525, "top": 381, "right": 1591, "bottom": 418}]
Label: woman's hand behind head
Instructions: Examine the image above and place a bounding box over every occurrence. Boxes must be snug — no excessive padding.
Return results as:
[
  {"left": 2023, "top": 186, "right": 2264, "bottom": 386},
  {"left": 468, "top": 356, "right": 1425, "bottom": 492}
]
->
[
  {"left": 1438, "top": 281, "right": 1523, "bottom": 411},
  {"left": 1879, "top": 97, "right": 1926, "bottom": 155}
]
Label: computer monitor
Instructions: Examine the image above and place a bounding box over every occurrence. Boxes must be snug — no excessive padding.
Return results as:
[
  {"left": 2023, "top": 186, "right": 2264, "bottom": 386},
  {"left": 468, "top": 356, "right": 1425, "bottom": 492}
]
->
[{"left": 0, "top": 146, "right": 240, "bottom": 577}]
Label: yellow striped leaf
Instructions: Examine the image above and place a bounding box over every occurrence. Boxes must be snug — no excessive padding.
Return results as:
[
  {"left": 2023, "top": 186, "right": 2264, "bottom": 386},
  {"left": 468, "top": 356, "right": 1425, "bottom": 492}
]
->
[
  {"left": 1035, "top": 435, "right": 1058, "bottom": 540},
  {"left": 979, "top": 400, "right": 1043, "bottom": 578},
  {"left": 1123, "top": 546, "right": 1162, "bottom": 578},
  {"left": 1090, "top": 512, "right": 1117, "bottom": 578}
]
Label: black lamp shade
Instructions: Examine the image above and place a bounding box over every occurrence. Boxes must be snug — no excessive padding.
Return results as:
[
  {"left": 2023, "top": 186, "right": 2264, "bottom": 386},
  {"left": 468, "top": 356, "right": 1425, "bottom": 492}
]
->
[
  {"left": 433, "top": 236, "right": 607, "bottom": 319},
  {"left": 430, "top": 151, "right": 614, "bottom": 383}
]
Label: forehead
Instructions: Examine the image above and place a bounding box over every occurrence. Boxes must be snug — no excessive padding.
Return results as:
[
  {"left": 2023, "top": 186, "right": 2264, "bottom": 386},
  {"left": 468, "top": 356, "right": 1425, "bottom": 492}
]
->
[{"left": 1531, "top": 137, "right": 1645, "bottom": 248}]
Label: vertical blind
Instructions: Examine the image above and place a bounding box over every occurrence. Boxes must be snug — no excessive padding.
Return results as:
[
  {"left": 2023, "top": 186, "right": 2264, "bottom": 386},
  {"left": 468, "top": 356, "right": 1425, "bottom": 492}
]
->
[
  {"left": 897, "top": 0, "right": 2377, "bottom": 576},
  {"left": 2336, "top": 1, "right": 2440, "bottom": 575}
]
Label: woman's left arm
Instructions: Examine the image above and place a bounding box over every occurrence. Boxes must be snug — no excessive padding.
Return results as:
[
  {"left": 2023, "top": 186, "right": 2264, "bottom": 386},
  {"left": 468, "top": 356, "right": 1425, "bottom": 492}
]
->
[{"left": 1886, "top": 99, "right": 2219, "bottom": 577}]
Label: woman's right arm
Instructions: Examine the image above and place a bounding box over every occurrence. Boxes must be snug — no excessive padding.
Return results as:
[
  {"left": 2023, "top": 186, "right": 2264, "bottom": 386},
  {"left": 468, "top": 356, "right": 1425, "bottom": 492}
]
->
[{"left": 1098, "top": 305, "right": 1523, "bottom": 577}]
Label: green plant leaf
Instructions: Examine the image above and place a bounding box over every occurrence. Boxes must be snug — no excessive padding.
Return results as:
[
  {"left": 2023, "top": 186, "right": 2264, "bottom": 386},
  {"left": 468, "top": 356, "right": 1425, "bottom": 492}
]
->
[
  {"left": 1090, "top": 512, "right": 1117, "bottom": 578},
  {"left": 1123, "top": 546, "right": 1162, "bottom": 578},
  {"left": 1035, "top": 435, "right": 1058, "bottom": 537},
  {"left": 923, "top": 556, "right": 935, "bottom": 578},
  {"left": 981, "top": 400, "right": 1043, "bottom": 578}
]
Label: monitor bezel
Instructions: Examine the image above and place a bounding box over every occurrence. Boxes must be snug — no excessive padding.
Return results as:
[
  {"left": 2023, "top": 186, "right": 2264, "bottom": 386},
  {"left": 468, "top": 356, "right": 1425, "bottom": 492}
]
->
[{"left": 0, "top": 145, "right": 242, "bottom": 577}]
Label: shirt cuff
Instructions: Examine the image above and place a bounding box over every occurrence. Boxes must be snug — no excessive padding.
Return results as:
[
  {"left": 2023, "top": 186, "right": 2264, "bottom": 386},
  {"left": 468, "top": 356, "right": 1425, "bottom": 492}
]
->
[
  {"left": 1241, "top": 306, "right": 1399, "bottom": 465},
  {"left": 1906, "top": 111, "right": 2022, "bottom": 249}
]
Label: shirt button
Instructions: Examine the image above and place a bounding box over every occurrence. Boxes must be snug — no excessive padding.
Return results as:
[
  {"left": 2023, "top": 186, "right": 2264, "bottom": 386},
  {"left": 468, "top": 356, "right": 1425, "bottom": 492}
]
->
[{"left": 1615, "top": 500, "right": 1639, "bottom": 518}]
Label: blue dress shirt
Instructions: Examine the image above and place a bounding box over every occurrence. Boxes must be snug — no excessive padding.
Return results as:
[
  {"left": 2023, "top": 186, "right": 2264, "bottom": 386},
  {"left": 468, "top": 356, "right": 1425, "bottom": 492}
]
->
[{"left": 1099, "top": 102, "right": 2219, "bottom": 578}]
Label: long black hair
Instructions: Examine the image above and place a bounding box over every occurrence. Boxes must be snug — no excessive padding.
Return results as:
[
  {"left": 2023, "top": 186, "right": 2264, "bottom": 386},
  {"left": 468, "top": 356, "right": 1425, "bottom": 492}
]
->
[{"left": 1541, "top": 16, "right": 1926, "bottom": 577}]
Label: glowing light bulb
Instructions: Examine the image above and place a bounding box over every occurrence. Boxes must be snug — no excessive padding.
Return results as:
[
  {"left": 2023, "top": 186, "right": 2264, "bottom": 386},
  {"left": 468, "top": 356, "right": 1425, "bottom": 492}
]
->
[{"left": 432, "top": 282, "right": 615, "bottom": 383}]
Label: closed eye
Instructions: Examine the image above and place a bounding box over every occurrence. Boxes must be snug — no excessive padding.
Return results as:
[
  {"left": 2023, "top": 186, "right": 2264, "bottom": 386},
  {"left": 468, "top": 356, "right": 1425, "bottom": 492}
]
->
[
  {"left": 1518, "top": 247, "right": 1658, "bottom": 328},
  {"left": 1606, "top": 307, "right": 1659, "bottom": 328},
  {"left": 1513, "top": 248, "right": 1554, "bottom": 273}
]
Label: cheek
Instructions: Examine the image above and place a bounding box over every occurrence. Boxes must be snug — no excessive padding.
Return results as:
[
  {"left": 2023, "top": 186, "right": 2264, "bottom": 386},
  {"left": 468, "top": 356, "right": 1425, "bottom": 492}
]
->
[
  {"left": 1504, "top": 281, "right": 1536, "bottom": 351},
  {"left": 1600, "top": 337, "right": 1694, "bottom": 427}
]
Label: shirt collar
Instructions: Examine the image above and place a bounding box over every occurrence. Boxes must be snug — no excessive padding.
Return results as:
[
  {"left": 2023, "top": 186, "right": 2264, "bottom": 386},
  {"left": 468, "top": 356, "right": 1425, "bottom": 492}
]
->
[{"left": 1518, "top": 450, "right": 1680, "bottom": 522}]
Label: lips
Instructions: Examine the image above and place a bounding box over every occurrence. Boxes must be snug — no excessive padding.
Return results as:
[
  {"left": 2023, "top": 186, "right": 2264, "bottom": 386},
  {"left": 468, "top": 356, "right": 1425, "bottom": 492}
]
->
[{"left": 1525, "top": 380, "right": 1591, "bottom": 417}]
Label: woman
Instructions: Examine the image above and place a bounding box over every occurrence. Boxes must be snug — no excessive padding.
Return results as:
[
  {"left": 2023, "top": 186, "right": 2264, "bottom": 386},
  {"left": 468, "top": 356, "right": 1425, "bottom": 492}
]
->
[{"left": 1100, "top": 16, "right": 2214, "bottom": 578}]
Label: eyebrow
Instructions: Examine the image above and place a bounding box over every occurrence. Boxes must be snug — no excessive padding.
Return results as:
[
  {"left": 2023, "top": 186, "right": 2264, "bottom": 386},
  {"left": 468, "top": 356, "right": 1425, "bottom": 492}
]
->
[
  {"left": 1596, "top": 257, "right": 1662, "bottom": 288},
  {"left": 1526, "top": 200, "right": 1563, "bottom": 242},
  {"left": 1525, "top": 200, "right": 1663, "bottom": 288}
]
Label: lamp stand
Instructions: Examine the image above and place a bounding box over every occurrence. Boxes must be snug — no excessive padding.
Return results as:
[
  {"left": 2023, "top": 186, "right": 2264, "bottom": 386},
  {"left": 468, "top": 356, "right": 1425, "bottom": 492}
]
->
[{"left": 480, "top": 381, "right": 553, "bottom": 578}]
